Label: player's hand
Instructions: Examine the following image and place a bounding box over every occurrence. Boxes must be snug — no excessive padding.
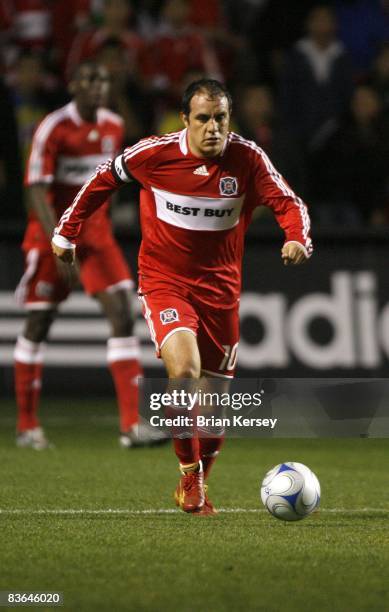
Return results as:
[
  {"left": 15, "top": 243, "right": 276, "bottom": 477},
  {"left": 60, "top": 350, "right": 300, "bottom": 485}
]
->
[
  {"left": 281, "top": 242, "right": 308, "bottom": 266},
  {"left": 51, "top": 240, "right": 76, "bottom": 264}
]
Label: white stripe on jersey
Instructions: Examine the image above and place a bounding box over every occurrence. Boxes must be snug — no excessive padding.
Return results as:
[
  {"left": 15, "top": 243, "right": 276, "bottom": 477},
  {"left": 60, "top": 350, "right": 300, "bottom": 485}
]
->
[
  {"left": 56, "top": 154, "right": 109, "bottom": 185},
  {"left": 123, "top": 133, "right": 180, "bottom": 162},
  {"left": 124, "top": 131, "right": 181, "bottom": 155},
  {"left": 151, "top": 187, "right": 244, "bottom": 232},
  {"left": 27, "top": 105, "right": 71, "bottom": 183},
  {"left": 123, "top": 135, "right": 180, "bottom": 162},
  {"left": 230, "top": 133, "right": 312, "bottom": 250},
  {"left": 55, "top": 160, "right": 111, "bottom": 234},
  {"left": 123, "top": 137, "right": 159, "bottom": 157}
]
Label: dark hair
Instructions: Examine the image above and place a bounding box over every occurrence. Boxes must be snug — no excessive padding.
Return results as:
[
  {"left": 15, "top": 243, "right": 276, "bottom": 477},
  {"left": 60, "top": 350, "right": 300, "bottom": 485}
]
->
[{"left": 181, "top": 79, "right": 232, "bottom": 116}]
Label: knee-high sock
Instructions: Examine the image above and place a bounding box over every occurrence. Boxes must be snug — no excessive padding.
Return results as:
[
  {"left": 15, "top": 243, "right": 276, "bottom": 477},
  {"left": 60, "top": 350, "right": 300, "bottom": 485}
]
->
[
  {"left": 14, "top": 336, "right": 44, "bottom": 432},
  {"left": 174, "top": 435, "right": 200, "bottom": 466},
  {"left": 199, "top": 435, "right": 225, "bottom": 479},
  {"left": 107, "top": 336, "right": 143, "bottom": 433},
  {"left": 166, "top": 403, "right": 200, "bottom": 466}
]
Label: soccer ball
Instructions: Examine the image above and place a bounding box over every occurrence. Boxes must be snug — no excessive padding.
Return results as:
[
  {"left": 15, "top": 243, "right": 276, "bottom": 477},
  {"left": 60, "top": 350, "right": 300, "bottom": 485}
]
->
[{"left": 260, "top": 462, "right": 320, "bottom": 521}]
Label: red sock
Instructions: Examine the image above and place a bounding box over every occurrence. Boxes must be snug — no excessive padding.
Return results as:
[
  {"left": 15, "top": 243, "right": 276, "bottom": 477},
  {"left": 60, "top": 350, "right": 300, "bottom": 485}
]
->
[
  {"left": 173, "top": 436, "right": 200, "bottom": 465},
  {"left": 199, "top": 435, "right": 224, "bottom": 479},
  {"left": 165, "top": 403, "right": 200, "bottom": 465},
  {"left": 107, "top": 337, "right": 143, "bottom": 432},
  {"left": 14, "top": 336, "right": 43, "bottom": 432}
]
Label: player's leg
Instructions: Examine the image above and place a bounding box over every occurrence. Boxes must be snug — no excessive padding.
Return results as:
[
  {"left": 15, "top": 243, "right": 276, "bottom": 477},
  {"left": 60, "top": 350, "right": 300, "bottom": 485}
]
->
[
  {"left": 139, "top": 284, "right": 205, "bottom": 511},
  {"left": 14, "top": 309, "right": 56, "bottom": 449},
  {"left": 197, "top": 303, "right": 238, "bottom": 475},
  {"left": 194, "top": 302, "right": 239, "bottom": 514},
  {"left": 95, "top": 286, "right": 140, "bottom": 433},
  {"left": 161, "top": 329, "right": 202, "bottom": 468},
  {"left": 161, "top": 330, "right": 205, "bottom": 512},
  {"left": 79, "top": 241, "right": 165, "bottom": 447},
  {"left": 197, "top": 376, "right": 229, "bottom": 482},
  {"left": 162, "top": 328, "right": 227, "bottom": 479},
  {"left": 14, "top": 249, "right": 68, "bottom": 449},
  {"left": 95, "top": 287, "right": 166, "bottom": 447},
  {"left": 195, "top": 376, "right": 229, "bottom": 515}
]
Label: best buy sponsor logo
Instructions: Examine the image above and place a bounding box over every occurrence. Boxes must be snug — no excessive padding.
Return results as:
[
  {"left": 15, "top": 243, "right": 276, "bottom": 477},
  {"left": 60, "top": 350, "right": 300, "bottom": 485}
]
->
[{"left": 166, "top": 201, "right": 234, "bottom": 218}]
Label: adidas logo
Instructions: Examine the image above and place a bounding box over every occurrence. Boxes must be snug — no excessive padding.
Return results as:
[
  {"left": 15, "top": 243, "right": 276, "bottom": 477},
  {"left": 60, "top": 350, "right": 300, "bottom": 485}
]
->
[{"left": 193, "top": 165, "right": 209, "bottom": 176}]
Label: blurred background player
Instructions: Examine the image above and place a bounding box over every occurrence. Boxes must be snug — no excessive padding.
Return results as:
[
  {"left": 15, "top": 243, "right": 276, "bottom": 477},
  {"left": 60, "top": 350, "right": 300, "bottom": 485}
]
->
[{"left": 14, "top": 60, "right": 167, "bottom": 450}]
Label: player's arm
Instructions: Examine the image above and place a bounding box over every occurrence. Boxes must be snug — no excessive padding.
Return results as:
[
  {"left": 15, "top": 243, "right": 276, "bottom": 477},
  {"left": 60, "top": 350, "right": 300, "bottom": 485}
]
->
[
  {"left": 25, "top": 117, "right": 60, "bottom": 240},
  {"left": 51, "top": 154, "right": 133, "bottom": 262},
  {"left": 252, "top": 148, "right": 313, "bottom": 265},
  {"left": 24, "top": 118, "right": 80, "bottom": 279},
  {"left": 28, "top": 183, "right": 79, "bottom": 282},
  {"left": 28, "top": 184, "right": 57, "bottom": 239},
  {"left": 52, "top": 138, "right": 155, "bottom": 262}
]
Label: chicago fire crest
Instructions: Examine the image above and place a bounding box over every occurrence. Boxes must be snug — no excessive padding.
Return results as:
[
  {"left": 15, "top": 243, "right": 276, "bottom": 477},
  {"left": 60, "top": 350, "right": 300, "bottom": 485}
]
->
[
  {"left": 219, "top": 176, "right": 238, "bottom": 196},
  {"left": 160, "top": 308, "right": 179, "bottom": 325}
]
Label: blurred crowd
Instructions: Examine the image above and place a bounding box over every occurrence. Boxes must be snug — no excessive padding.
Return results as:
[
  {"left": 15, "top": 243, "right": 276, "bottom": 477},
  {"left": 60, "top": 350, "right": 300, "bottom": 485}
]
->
[{"left": 1, "top": 0, "right": 389, "bottom": 229}]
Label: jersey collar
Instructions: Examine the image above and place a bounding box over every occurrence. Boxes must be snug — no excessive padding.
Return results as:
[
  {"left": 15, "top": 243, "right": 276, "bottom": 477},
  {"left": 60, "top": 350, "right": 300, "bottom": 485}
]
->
[
  {"left": 68, "top": 101, "right": 103, "bottom": 126},
  {"left": 179, "top": 128, "right": 188, "bottom": 155}
]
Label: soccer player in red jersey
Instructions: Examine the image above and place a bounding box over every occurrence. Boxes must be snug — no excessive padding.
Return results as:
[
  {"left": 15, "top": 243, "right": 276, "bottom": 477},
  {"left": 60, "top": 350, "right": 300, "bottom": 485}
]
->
[
  {"left": 14, "top": 61, "right": 166, "bottom": 450},
  {"left": 51, "top": 79, "right": 312, "bottom": 514}
]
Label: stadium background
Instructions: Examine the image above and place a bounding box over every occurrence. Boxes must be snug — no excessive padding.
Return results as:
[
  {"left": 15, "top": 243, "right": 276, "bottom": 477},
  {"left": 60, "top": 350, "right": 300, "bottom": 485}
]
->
[{"left": 1, "top": 0, "right": 389, "bottom": 392}]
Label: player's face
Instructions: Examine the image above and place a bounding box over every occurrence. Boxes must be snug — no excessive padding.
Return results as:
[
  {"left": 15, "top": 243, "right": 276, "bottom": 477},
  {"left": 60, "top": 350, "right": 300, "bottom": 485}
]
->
[
  {"left": 183, "top": 93, "right": 230, "bottom": 158},
  {"left": 71, "top": 65, "right": 110, "bottom": 110}
]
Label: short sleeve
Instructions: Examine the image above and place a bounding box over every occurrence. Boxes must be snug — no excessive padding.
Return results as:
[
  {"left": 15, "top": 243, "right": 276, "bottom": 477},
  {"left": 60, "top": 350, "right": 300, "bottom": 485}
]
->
[{"left": 25, "top": 116, "right": 61, "bottom": 186}]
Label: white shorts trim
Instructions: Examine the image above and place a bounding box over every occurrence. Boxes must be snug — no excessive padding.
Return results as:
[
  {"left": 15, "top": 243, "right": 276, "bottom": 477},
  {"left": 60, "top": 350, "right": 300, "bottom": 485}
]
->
[
  {"left": 104, "top": 279, "right": 134, "bottom": 294},
  {"left": 138, "top": 292, "right": 158, "bottom": 350},
  {"left": 107, "top": 347, "right": 140, "bottom": 363},
  {"left": 24, "top": 302, "right": 58, "bottom": 310},
  {"left": 14, "top": 248, "right": 39, "bottom": 307},
  {"left": 160, "top": 327, "right": 197, "bottom": 351},
  {"left": 201, "top": 369, "right": 234, "bottom": 379},
  {"left": 14, "top": 336, "right": 45, "bottom": 364}
]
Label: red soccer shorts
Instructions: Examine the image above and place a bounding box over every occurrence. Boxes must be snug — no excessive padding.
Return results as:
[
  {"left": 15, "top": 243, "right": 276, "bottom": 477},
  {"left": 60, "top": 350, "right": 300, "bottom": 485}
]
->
[
  {"left": 16, "top": 239, "right": 133, "bottom": 308},
  {"left": 138, "top": 282, "right": 239, "bottom": 378}
]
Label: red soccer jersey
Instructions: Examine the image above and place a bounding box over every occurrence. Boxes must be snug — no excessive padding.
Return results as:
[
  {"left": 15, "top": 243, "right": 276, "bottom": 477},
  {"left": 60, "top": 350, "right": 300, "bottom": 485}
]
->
[
  {"left": 24, "top": 101, "right": 124, "bottom": 251},
  {"left": 55, "top": 129, "right": 312, "bottom": 306}
]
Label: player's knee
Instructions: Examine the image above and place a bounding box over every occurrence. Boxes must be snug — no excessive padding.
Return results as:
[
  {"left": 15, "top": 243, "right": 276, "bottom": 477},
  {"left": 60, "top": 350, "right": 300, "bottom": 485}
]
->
[
  {"left": 24, "top": 310, "right": 56, "bottom": 343},
  {"left": 109, "top": 306, "right": 134, "bottom": 336},
  {"left": 110, "top": 315, "right": 134, "bottom": 337},
  {"left": 99, "top": 292, "right": 135, "bottom": 336},
  {"left": 168, "top": 362, "right": 201, "bottom": 379}
]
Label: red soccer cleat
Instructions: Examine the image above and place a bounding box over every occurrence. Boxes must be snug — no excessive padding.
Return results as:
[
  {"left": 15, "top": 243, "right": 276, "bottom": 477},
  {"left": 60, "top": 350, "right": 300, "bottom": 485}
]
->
[
  {"left": 174, "top": 461, "right": 205, "bottom": 513},
  {"left": 193, "top": 485, "right": 218, "bottom": 516}
]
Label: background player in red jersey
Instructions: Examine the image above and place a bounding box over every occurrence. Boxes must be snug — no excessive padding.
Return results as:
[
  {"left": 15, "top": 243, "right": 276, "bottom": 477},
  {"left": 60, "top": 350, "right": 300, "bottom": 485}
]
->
[
  {"left": 51, "top": 79, "right": 311, "bottom": 513},
  {"left": 14, "top": 61, "right": 166, "bottom": 450}
]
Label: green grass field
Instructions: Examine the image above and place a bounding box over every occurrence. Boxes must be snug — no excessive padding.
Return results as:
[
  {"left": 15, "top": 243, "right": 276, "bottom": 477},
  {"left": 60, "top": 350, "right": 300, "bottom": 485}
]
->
[{"left": 1, "top": 398, "right": 389, "bottom": 612}]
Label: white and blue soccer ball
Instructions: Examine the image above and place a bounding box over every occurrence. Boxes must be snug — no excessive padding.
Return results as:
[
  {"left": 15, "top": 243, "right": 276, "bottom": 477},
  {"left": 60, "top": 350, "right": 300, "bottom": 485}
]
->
[{"left": 260, "top": 462, "right": 320, "bottom": 521}]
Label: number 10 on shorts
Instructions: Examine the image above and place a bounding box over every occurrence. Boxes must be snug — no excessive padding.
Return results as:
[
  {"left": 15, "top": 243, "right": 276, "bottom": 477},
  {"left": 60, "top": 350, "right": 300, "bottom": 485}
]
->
[{"left": 219, "top": 343, "right": 239, "bottom": 371}]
